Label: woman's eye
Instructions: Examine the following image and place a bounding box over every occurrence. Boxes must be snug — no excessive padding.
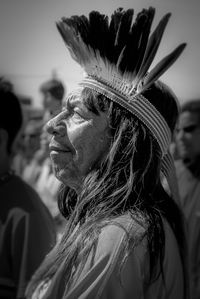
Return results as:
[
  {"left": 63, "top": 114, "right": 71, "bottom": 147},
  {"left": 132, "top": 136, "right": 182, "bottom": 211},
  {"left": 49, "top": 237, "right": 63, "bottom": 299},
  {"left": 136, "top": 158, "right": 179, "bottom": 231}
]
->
[{"left": 72, "top": 110, "right": 85, "bottom": 121}]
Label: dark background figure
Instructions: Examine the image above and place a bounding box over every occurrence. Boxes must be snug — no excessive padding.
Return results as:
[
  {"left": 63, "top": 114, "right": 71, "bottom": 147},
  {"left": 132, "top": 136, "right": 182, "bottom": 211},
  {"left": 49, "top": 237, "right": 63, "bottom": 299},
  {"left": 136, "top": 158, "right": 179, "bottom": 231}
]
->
[
  {"left": 29, "top": 77, "right": 66, "bottom": 236},
  {"left": 0, "top": 78, "right": 56, "bottom": 299},
  {"left": 14, "top": 76, "right": 66, "bottom": 238},
  {"left": 175, "top": 99, "right": 200, "bottom": 299}
]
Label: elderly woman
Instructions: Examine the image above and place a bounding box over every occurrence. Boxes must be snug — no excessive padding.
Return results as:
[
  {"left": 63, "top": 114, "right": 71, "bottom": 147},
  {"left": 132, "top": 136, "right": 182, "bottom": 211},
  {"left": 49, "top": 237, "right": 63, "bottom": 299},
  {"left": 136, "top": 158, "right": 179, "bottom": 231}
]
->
[{"left": 26, "top": 7, "right": 188, "bottom": 299}]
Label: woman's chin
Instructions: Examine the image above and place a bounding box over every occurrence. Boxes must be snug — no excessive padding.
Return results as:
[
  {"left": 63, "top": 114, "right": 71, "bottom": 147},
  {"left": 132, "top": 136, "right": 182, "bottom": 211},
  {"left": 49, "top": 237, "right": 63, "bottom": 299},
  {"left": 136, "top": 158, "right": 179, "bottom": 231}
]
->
[{"left": 53, "top": 166, "right": 82, "bottom": 192}]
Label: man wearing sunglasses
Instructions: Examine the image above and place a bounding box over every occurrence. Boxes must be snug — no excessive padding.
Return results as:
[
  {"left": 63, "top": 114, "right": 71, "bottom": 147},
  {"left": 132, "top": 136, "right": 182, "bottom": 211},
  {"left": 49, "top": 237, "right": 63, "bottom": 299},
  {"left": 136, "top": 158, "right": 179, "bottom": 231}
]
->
[{"left": 175, "top": 99, "right": 200, "bottom": 299}]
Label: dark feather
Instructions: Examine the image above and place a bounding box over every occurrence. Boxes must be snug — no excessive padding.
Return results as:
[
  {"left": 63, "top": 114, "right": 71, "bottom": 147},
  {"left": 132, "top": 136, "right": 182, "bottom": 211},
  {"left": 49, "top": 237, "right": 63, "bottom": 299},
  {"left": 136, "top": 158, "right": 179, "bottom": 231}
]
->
[
  {"left": 134, "top": 8, "right": 155, "bottom": 74},
  {"left": 63, "top": 15, "right": 90, "bottom": 45},
  {"left": 136, "top": 12, "right": 171, "bottom": 83},
  {"left": 109, "top": 8, "right": 124, "bottom": 63},
  {"left": 88, "top": 11, "right": 110, "bottom": 58},
  {"left": 115, "top": 9, "right": 134, "bottom": 51},
  {"left": 61, "top": 12, "right": 110, "bottom": 59},
  {"left": 118, "top": 8, "right": 155, "bottom": 75},
  {"left": 141, "top": 43, "right": 187, "bottom": 92},
  {"left": 56, "top": 21, "right": 90, "bottom": 65}
]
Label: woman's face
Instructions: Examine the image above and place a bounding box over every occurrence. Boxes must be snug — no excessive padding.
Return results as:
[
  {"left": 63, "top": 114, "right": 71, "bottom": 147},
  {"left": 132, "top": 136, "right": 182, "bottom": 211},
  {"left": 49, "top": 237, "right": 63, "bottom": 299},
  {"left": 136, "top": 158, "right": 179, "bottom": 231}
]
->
[
  {"left": 46, "top": 92, "right": 111, "bottom": 192},
  {"left": 175, "top": 111, "right": 200, "bottom": 160}
]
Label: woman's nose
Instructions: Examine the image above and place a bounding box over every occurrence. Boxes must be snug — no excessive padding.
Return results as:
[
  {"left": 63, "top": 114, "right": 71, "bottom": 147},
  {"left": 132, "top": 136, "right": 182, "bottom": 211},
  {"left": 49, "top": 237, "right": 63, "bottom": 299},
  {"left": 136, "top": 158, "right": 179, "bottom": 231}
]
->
[{"left": 45, "top": 112, "right": 66, "bottom": 136}]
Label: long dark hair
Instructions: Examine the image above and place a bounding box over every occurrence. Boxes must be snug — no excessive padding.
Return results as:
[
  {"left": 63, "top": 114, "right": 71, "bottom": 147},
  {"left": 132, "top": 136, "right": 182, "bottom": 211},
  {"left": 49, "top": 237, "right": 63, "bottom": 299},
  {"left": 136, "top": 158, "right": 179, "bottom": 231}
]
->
[{"left": 26, "top": 80, "right": 187, "bottom": 297}]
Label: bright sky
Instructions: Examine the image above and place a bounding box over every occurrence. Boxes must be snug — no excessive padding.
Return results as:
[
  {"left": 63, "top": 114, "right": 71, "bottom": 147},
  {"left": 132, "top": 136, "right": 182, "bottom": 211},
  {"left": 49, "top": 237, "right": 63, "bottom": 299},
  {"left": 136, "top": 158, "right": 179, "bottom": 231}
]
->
[{"left": 0, "top": 0, "right": 200, "bottom": 107}]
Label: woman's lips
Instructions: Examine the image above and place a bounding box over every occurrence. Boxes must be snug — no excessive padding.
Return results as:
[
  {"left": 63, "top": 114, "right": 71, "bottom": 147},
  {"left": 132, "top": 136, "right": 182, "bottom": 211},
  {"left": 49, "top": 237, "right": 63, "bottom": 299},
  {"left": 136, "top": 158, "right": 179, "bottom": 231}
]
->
[{"left": 49, "top": 145, "right": 70, "bottom": 153}]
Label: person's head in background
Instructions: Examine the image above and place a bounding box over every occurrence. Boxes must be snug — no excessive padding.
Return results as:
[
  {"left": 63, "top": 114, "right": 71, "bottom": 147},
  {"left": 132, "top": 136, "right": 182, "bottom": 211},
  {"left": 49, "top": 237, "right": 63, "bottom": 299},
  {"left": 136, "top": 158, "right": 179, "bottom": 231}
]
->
[
  {"left": 0, "top": 78, "right": 23, "bottom": 175},
  {"left": 175, "top": 99, "right": 200, "bottom": 163},
  {"left": 40, "top": 78, "right": 65, "bottom": 118}
]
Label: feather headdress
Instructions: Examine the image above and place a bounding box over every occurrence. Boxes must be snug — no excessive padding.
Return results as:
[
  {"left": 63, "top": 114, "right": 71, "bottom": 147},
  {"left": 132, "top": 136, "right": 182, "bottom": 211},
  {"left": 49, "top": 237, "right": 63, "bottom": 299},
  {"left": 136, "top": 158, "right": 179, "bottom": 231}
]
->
[
  {"left": 56, "top": 7, "right": 185, "bottom": 156},
  {"left": 57, "top": 8, "right": 185, "bottom": 94}
]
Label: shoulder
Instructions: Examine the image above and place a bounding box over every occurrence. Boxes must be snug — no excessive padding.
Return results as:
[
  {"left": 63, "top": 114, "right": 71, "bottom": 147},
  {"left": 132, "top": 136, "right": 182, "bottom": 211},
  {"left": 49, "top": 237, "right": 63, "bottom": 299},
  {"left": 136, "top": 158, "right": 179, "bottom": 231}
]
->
[
  {"left": 96, "top": 214, "right": 147, "bottom": 261},
  {"left": 101, "top": 214, "right": 146, "bottom": 238}
]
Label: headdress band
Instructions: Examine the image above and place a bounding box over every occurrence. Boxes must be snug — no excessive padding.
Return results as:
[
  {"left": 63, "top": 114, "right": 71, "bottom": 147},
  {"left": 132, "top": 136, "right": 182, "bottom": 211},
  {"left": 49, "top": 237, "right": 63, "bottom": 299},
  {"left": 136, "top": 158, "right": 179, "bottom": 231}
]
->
[{"left": 79, "top": 76, "right": 171, "bottom": 156}]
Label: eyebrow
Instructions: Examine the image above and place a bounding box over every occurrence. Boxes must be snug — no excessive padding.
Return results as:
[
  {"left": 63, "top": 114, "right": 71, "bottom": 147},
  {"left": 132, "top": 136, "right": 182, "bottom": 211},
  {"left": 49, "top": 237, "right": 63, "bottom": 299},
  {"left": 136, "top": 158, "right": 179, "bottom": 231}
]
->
[
  {"left": 65, "top": 93, "right": 73, "bottom": 102},
  {"left": 177, "top": 124, "right": 199, "bottom": 132},
  {"left": 62, "top": 94, "right": 77, "bottom": 109}
]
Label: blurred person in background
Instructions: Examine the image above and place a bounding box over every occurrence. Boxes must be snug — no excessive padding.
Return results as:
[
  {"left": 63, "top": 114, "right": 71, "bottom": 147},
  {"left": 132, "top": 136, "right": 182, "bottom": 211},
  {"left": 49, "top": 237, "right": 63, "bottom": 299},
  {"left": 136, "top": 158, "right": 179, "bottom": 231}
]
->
[
  {"left": 20, "top": 120, "right": 44, "bottom": 182},
  {"left": 22, "top": 120, "right": 43, "bottom": 163},
  {"left": 21, "top": 122, "right": 65, "bottom": 237},
  {"left": 34, "top": 125, "right": 65, "bottom": 237},
  {"left": 40, "top": 78, "right": 65, "bottom": 122},
  {"left": 0, "top": 78, "right": 56, "bottom": 299},
  {"left": 175, "top": 99, "right": 200, "bottom": 299},
  {"left": 34, "top": 127, "right": 60, "bottom": 210},
  {"left": 17, "top": 78, "right": 66, "bottom": 237}
]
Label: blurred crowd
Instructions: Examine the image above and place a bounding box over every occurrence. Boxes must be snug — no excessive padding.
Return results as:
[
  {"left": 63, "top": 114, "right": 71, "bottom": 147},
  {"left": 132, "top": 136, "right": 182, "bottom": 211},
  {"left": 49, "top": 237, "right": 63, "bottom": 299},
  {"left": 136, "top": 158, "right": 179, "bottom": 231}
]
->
[{"left": 12, "top": 77, "right": 67, "bottom": 237}]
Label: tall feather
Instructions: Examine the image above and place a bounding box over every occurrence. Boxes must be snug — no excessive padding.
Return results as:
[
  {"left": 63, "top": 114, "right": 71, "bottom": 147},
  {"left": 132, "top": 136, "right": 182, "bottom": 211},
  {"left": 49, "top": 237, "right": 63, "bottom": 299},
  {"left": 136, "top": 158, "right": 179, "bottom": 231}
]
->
[
  {"left": 117, "top": 9, "right": 147, "bottom": 74},
  {"left": 118, "top": 8, "right": 155, "bottom": 75},
  {"left": 109, "top": 8, "right": 124, "bottom": 63},
  {"left": 87, "top": 11, "right": 110, "bottom": 58},
  {"left": 62, "top": 15, "right": 90, "bottom": 45},
  {"left": 56, "top": 21, "right": 92, "bottom": 66},
  {"left": 140, "top": 43, "right": 187, "bottom": 93},
  {"left": 134, "top": 8, "right": 155, "bottom": 74},
  {"left": 114, "top": 9, "right": 134, "bottom": 62},
  {"left": 134, "top": 12, "right": 171, "bottom": 85}
]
